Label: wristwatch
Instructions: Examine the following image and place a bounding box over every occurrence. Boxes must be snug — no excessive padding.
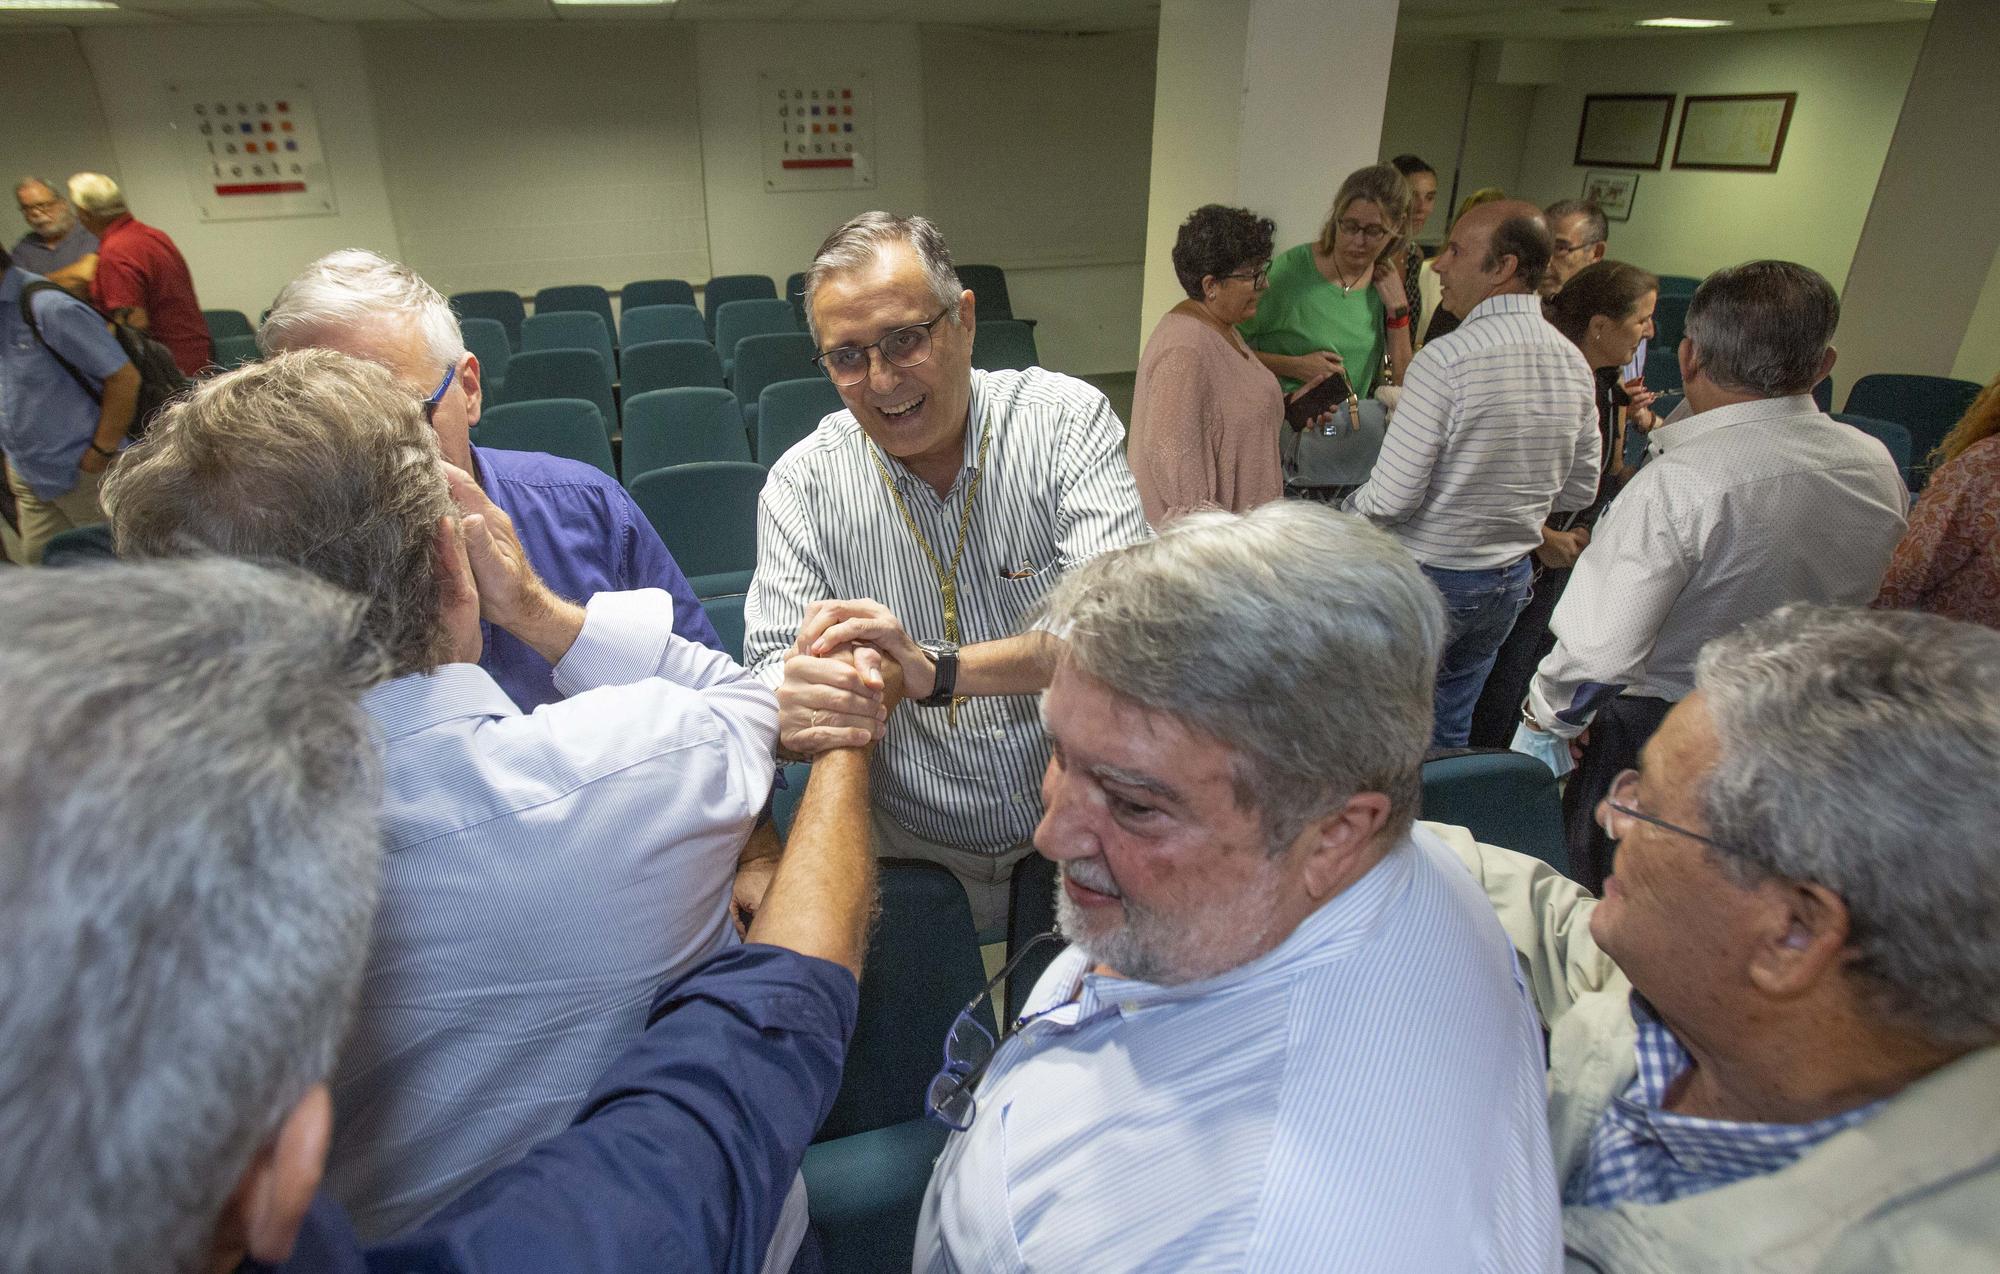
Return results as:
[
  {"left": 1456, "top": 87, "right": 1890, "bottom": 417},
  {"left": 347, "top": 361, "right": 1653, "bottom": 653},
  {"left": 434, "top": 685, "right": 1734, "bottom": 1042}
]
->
[
  {"left": 1386, "top": 304, "right": 1411, "bottom": 321},
  {"left": 916, "top": 639, "right": 960, "bottom": 707}
]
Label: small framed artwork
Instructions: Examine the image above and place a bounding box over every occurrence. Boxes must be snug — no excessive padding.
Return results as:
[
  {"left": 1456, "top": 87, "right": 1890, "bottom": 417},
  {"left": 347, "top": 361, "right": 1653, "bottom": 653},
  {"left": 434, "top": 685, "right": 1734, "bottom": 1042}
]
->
[
  {"left": 1574, "top": 93, "right": 1676, "bottom": 170},
  {"left": 1582, "top": 170, "right": 1639, "bottom": 222},
  {"left": 1672, "top": 93, "right": 1797, "bottom": 172}
]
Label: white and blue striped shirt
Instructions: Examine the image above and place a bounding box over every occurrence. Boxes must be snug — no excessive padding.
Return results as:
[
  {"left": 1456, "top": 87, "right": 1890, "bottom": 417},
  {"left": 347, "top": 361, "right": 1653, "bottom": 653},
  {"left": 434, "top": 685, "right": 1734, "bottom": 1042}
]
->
[
  {"left": 1346, "top": 292, "right": 1601, "bottom": 569},
  {"left": 745, "top": 368, "right": 1150, "bottom": 854},
  {"left": 915, "top": 825, "right": 1563, "bottom": 1272}
]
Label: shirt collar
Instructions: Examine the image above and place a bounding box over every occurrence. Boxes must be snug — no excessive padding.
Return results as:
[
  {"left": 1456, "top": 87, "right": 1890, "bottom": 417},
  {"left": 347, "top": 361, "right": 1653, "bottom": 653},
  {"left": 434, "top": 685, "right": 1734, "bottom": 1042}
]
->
[
  {"left": 1464, "top": 291, "right": 1544, "bottom": 323},
  {"left": 362, "top": 663, "right": 521, "bottom": 740},
  {"left": 1650, "top": 393, "right": 1819, "bottom": 453}
]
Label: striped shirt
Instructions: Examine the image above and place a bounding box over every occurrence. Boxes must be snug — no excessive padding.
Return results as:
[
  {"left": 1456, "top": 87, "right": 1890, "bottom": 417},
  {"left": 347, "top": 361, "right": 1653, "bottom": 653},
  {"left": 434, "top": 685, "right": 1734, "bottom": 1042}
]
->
[
  {"left": 1569, "top": 997, "right": 1886, "bottom": 1207},
  {"left": 915, "top": 826, "right": 1563, "bottom": 1272},
  {"left": 745, "top": 368, "right": 1150, "bottom": 854},
  {"left": 1529, "top": 396, "right": 1908, "bottom": 737},
  {"left": 1345, "top": 292, "right": 1601, "bottom": 569}
]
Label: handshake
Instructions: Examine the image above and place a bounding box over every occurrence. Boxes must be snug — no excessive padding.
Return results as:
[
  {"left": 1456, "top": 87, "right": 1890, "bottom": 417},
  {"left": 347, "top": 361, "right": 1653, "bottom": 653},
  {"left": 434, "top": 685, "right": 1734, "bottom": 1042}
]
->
[{"left": 778, "top": 598, "right": 929, "bottom": 757}]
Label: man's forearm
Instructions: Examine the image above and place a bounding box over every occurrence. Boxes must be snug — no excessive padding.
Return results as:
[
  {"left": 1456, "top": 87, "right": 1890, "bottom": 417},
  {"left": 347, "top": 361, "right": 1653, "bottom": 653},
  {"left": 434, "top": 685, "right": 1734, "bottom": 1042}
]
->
[
  {"left": 93, "top": 367, "right": 140, "bottom": 451},
  {"left": 747, "top": 747, "right": 876, "bottom": 977},
  {"left": 503, "top": 591, "right": 587, "bottom": 667},
  {"left": 958, "top": 630, "right": 1062, "bottom": 698}
]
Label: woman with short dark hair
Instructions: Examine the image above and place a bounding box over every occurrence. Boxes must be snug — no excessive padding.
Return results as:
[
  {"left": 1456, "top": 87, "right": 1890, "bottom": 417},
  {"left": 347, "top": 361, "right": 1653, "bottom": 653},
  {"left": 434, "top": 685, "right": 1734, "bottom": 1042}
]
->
[{"left": 1129, "top": 204, "right": 1330, "bottom": 525}]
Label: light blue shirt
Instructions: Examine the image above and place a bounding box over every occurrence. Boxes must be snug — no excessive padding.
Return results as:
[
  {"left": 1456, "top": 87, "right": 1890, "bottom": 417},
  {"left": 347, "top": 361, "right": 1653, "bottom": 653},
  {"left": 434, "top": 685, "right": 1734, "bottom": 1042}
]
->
[
  {"left": 322, "top": 589, "right": 779, "bottom": 1241},
  {"left": 916, "top": 825, "right": 1563, "bottom": 1273},
  {"left": 0, "top": 266, "right": 130, "bottom": 499}
]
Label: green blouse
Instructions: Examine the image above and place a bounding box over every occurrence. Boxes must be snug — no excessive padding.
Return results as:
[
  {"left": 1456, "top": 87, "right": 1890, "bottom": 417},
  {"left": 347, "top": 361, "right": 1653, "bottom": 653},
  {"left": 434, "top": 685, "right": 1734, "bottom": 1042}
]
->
[{"left": 1237, "top": 241, "right": 1386, "bottom": 397}]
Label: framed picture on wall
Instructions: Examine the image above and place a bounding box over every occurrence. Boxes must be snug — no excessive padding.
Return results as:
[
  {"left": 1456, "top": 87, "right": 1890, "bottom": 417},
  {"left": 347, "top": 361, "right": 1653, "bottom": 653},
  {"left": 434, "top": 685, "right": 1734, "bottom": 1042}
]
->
[
  {"left": 1574, "top": 93, "right": 1675, "bottom": 170},
  {"left": 1672, "top": 93, "right": 1797, "bottom": 172},
  {"left": 1582, "top": 170, "right": 1639, "bottom": 222}
]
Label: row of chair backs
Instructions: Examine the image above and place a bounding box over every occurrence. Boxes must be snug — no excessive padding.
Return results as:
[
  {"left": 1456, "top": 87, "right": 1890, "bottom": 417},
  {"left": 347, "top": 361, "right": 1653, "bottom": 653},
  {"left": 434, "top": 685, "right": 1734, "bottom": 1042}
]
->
[
  {"left": 971, "top": 319, "right": 1039, "bottom": 372},
  {"left": 461, "top": 317, "right": 511, "bottom": 396},
  {"left": 452, "top": 290, "right": 527, "bottom": 351},
  {"left": 703, "top": 274, "right": 778, "bottom": 338},
  {"left": 211, "top": 333, "right": 259, "bottom": 371},
  {"left": 1844, "top": 373, "right": 1981, "bottom": 479},
  {"left": 715, "top": 299, "right": 800, "bottom": 378},
  {"left": 734, "top": 330, "right": 816, "bottom": 414},
  {"left": 621, "top": 303, "right": 707, "bottom": 347},
  {"left": 204, "top": 308, "right": 255, "bottom": 343},
  {"left": 625, "top": 339, "right": 724, "bottom": 395},
  {"left": 1656, "top": 274, "right": 1701, "bottom": 296},
  {"left": 622, "top": 278, "right": 697, "bottom": 313},
  {"left": 522, "top": 310, "right": 616, "bottom": 376},
  {"left": 532, "top": 285, "right": 616, "bottom": 347},
  {"left": 498, "top": 348, "right": 616, "bottom": 433},
  {"left": 1650, "top": 293, "right": 1689, "bottom": 351},
  {"left": 473, "top": 398, "right": 615, "bottom": 479},
  {"left": 623, "top": 388, "right": 750, "bottom": 474},
  {"left": 627, "top": 460, "right": 765, "bottom": 597}
]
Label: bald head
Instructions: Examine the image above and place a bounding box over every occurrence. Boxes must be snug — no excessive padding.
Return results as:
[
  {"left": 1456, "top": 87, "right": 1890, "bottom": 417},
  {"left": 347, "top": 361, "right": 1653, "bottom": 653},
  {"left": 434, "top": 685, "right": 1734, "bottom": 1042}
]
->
[{"left": 1436, "top": 199, "right": 1552, "bottom": 314}]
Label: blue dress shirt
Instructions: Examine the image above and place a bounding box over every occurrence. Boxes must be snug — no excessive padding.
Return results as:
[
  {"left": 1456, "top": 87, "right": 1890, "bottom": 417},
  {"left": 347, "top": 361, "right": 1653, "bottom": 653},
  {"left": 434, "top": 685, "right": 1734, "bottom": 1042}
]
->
[
  {"left": 249, "top": 944, "right": 856, "bottom": 1274},
  {"left": 474, "top": 443, "right": 720, "bottom": 709},
  {"left": 9, "top": 226, "right": 97, "bottom": 276},
  {"left": 917, "top": 825, "right": 1564, "bottom": 1272},
  {"left": 0, "top": 266, "right": 130, "bottom": 499},
  {"left": 323, "top": 589, "right": 778, "bottom": 1240}
]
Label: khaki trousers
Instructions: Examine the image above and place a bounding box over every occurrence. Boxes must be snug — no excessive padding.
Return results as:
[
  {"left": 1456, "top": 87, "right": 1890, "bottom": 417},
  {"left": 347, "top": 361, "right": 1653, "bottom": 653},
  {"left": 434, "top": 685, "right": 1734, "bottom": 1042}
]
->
[
  {"left": 870, "top": 807, "right": 1039, "bottom": 937},
  {"left": 7, "top": 464, "right": 104, "bottom": 565}
]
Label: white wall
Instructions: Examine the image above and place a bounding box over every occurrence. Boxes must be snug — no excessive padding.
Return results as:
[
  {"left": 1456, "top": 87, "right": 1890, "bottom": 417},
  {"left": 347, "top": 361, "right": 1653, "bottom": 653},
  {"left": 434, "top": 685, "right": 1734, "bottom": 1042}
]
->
[
  {"left": 73, "top": 24, "right": 405, "bottom": 320},
  {"left": 0, "top": 32, "right": 114, "bottom": 198}
]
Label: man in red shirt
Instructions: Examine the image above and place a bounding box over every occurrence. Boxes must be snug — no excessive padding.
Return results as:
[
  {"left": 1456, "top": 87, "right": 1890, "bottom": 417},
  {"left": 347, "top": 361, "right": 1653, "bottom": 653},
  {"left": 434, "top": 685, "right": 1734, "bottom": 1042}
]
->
[{"left": 67, "top": 172, "right": 211, "bottom": 377}]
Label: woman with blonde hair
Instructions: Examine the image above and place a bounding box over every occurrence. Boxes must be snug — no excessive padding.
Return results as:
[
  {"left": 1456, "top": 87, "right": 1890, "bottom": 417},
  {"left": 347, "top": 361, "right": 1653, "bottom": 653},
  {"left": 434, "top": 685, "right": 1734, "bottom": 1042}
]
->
[
  {"left": 1874, "top": 372, "right": 2000, "bottom": 628},
  {"left": 1239, "top": 163, "right": 1414, "bottom": 400}
]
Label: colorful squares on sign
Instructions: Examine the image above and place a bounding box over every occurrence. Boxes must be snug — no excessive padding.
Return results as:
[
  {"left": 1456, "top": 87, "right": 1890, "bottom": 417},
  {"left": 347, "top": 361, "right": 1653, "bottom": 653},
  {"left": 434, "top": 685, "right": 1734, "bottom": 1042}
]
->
[
  {"left": 812, "top": 124, "right": 822, "bottom": 134},
  {"left": 842, "top": 89, "right": 852, "bottom": 98},
  {"left": 844, "top": 123, "right": 852, "bottom": 133},
  {"left": 285, "top": 140, "right": 298, "bottom": 151},
  {"left": 277, "top": 101, "right": 289, "bottom": 112},
  {"left": 261, "top": 121, "right": 273, "bottom": 132},
  {"left": 811, "top": 106, "right": 820, "bottom": 116},
  {"left": 241, "top": 122, "right": 253, "bottom": 134},
  {"left": 281, "top": 121, "right": 293, "bottom": 132}
]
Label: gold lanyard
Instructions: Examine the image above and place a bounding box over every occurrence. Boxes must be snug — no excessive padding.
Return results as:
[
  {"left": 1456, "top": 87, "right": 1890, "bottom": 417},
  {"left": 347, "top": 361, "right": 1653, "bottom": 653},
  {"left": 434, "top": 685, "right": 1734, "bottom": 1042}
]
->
[{"left": 865, "top": 417, "right": 993, "bottom": 725}]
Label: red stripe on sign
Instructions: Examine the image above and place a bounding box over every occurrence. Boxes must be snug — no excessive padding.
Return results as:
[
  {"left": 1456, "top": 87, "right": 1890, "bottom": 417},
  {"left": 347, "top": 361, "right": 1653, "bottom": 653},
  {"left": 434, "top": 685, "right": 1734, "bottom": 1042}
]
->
[
  {"left": 214, "top": 181, "right": 307, "bottom": 196},
  {"left": 780, "top": 158, "right": 854, "bottom": 170}
]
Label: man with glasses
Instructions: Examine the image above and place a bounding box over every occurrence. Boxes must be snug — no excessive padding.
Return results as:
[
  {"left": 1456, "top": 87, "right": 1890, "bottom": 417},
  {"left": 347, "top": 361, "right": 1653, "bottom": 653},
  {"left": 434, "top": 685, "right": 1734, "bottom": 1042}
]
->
[
  {"left": 12, "top": 176, "right": 97, "bottom": 294},
  {"left": 260, "top": 249, "right": 723, "bottom": 711},
  {"left": 1517, "top": 262, "right": 1906, "bottom": 891},
  {"left": 1343, "top": 198, "right": 1601, "bottom": 749},
  {"left": 1541, "top": 198, "right": 1609, "bottom": 299},
  {"left": 915, "top": 502, "right": 1562, "bottom": 1271},
  {"left": 742, "top": 211, "right": 1148, "bottom": 935},
  {"left": 1457, "top": 604, "right": 2000, "bottom": 1267}
]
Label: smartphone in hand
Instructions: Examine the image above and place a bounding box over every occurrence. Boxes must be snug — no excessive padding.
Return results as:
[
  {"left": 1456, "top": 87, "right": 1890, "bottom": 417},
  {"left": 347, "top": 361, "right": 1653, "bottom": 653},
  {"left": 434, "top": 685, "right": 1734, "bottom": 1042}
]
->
[{"left": 1284, "top": 370, "right": 1356, "bottom": 432}]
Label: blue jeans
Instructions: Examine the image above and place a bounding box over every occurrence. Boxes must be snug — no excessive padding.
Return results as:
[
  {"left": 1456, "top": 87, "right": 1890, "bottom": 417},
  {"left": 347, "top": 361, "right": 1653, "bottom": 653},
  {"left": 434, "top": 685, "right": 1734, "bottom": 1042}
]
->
[{"left": 1424, "top": 558, "right": 1534, "bottom": 750}]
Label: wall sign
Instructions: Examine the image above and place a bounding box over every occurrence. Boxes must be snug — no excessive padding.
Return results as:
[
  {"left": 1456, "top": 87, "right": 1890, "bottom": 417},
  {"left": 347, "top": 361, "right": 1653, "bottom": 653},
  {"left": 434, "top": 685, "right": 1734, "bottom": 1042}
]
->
[
  {"left": 761, "top": 72, "right": 874, "bottom": 193},
  {"left": 168, "top": 83, "right": 337, "bottom": 221},
  {"left": 1673, "top": 93, "right": 1797, "bottom": 173},
  {"left": 1582, "top": 170, "right": 1639, "bottom": 222},
  {"left": 1574, "top": 93, "right": 1675, "bottom": 170}
]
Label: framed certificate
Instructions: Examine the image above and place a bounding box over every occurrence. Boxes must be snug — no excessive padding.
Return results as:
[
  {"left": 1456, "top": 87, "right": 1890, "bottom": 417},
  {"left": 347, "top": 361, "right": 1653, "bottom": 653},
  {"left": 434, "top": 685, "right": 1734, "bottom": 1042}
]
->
[
  {"left": 1574, "top": 94, "right": 1675, "bottom": 170},
  {"left": 1672, "top": 93, "right": 1797, "bottom": 172}
]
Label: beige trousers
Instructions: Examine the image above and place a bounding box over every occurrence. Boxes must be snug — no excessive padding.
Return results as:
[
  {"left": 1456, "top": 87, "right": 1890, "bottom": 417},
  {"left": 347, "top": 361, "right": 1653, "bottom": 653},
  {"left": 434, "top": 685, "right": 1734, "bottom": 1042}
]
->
[
  {"left": 8, "top": 464, "right": 105, "bottom": 565},
  {"left": 870, "top": 807, "right": 1039, "bottom": 937}
]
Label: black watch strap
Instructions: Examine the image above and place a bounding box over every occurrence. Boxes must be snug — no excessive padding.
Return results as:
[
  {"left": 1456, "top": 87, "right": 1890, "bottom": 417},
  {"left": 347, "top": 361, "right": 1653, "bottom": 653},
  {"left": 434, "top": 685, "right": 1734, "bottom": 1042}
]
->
[{"left": 917, "top": 640, "right": 960, "bottom": 707}]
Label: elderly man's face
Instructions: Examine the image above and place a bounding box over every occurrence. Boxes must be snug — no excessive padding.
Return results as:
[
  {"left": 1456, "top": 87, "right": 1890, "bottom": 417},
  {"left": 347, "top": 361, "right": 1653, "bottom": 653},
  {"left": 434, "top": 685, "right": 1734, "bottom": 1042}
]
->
[
  {"left": 809, "top": 240, "right": 975, "bottom": 482},
  {"left": 17, "top": 182, "right": 73, "bottom": 243},
  {"left": 1034, "top": 663, "right": 1313, "bottom": 986},
  {"left": 307, "top": 318, "right": 479, "bottom": 473},
  {"left": 1547, "top": 212, "right": 1606, "bottom": 291}
]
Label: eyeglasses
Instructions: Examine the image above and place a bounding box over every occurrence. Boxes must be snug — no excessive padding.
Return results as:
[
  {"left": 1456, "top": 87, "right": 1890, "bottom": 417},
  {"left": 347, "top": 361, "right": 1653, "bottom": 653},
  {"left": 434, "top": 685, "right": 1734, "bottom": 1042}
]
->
[
  {"left": 1553, "top": 238, "right": 1603, "bottom": 256},
  {"left": 1599, "top": 769, "right": 1729, "bottom": 852},
  {"left": 1220, "top": 263, "right": 1271, "bottom": 287},
  {"left": 925, "top": 929, "right": 1066, "bottom": 1131},
  {"left": 812, "top": 309, "right": 951, "bottom": 388},
  {"left": 19, "top": 198, "right": 63, "bottom": 216},
  {"left": 1337, "top": 219, "right": 1392, "bottom": 242},
  {"left": 422, "top": 364, "right": 456, "bottom": 424}
]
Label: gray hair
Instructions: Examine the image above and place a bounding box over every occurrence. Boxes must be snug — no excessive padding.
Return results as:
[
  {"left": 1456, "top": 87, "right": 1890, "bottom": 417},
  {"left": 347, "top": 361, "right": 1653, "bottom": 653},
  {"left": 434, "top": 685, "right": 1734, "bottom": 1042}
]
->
[
  {"left": 0, "top": 558, "right": 386, "bottom": 1274},
  {"left": 1037, "top": 501, "right": 1443, "bottom": 848},
  {"left": 1543, "top": 198, "right": 1608, "bottom": 247},
  {"left": 260, "top": 247, "right": 467, "bottom": 369},
  {"left": 801, "top": 211, "right": 964, "bottom": 343},
  {"left": 65, "top": 171, "right": 126, "bottom": 217},
  {"left": 1684, "top": 260, "right": 1839, "bottom": 398},
  {"left": 14, "top": 175, "right": 63, "bottom": 202},
  {"left": 1695, "top": 605, "right": 2000, "bottom": 1047},
  {"left": 103, "top": 348, "right": 458, "bottom": 678}
]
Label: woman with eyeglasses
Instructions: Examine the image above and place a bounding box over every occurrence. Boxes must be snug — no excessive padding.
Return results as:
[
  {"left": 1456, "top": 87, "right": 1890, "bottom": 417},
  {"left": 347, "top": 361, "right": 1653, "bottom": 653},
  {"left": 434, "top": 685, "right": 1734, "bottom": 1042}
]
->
[
  {"left": 1128, "top": 204, "right": 1334, "bottom": 526},
  {"left": 1238, "top": 164, "right": 1415, "bottom": 404}
]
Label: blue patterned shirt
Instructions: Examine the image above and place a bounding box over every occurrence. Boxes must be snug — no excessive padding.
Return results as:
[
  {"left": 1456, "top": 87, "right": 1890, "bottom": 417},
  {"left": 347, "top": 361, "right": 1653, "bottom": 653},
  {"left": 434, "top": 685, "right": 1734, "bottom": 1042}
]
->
[{"left": 1568, "top": 997, "right": 1887, "bottom": 1207}]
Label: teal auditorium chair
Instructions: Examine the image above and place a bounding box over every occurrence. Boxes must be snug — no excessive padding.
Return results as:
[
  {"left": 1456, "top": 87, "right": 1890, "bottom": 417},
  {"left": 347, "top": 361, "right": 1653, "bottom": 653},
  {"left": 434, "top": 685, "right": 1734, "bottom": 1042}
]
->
[
  {"left": 521, "top": 311, "right": 616, "bottom": 380},
  {"left": 460, "top": 317, "right": 510, "bottom": 398},
  {"left": 805, "top": 859, "right": 996, "bottom": 1274},
  {"left": 702, "top": 274, "right": 778, "bottom": 341},
  {"left": 1643, "top": 345, "right": 1681, "bottom": 395},
  {"left": 472, "top": 399, "right": 615, "bottom": 478},
  {"left": 41, "top": 523, "right": 116, "bottom": 567},
  {"left": 451, "top": 290, "right": 526, "bottom": 351},
  {"left": 622, "top": 339, "right": 726, "bottom": 396},
  {"left": 714, "top": 299, "right": 799, "bottom": 380},
  {"left": 620, "top": 303, "right": 707, "bottom": 348},
  {"left": 1656, "top": 274, "right": 1701, "bottom": 296},
  {"left": 733, "top": 331, "right": 818, "bottom": 425},
  {"left": 627, "top": 461, "right": 766, "bottom": 597},
  {"left": 210, "top": 333, "right": 260, "bottom": 372},
  {"left": 701, "top": 593, "right": 746, "bottom": 662},
  {"left": 956, "top": 264, "right": 1015, "bottom": 319},
  {"left": 785, "top": 270, "right": 809, "bottom": 329},
  {"left": 757, "top": 377, "right": 843, "bottom": 464},
  {"left": 1419, "top": 749, "right": 1569, "bottom": 878},
  {"left": 621, "top": 278, "right": 697, "bottom": 314},
  {"left": 532, "top": 285, "right": 616, "bottom": 350},
  {"left": 1832, "top": 412, "right": 1914, "bottom": 490},
  {"left": 203, "top": 309, "right": 254, "bottom": 343},
  {"left": 498, "top": 349, "right": 617, "bottom": 438},
  {"left": 621, "top": 388, "right": 751, "bottom": 484},
  {"left": 971, "top": 319, "right": 1039, "bottom": 372},
  {"left": 1813, "top": 376, "right": 1834, "bottom": 413},
  {"left": 1844, "top": 374, "right": 1981, "bottom": 487},
  {"left": 1648, "top": 293, "right": 1689, "bottom": 352}
]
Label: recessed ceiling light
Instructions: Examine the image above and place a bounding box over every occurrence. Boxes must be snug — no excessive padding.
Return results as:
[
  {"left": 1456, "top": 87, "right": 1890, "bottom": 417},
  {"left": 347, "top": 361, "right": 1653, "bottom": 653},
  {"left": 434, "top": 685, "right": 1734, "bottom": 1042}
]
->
[
  {"left": 553, "top": 0, "right": 674, "bottom": 7},
  {"left": 0, "top": 1, "right": 121, "bottom": 10},
  {"left": 1636, "top": 16, "right": 1735, "bottom": 27}
]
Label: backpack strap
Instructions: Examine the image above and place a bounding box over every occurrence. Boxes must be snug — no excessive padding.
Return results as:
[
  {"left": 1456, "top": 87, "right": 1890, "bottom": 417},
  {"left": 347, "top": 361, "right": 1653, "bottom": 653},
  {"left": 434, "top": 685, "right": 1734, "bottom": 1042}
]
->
[{"left": 18, "top": 280, "right": 104, "bottom": 405}]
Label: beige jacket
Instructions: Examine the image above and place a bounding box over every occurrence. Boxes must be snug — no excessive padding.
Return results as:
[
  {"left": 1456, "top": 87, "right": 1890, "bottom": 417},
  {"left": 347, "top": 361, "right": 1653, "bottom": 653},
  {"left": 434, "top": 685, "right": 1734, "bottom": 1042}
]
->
[{"left": 1431, "top": 821, "right": 2000, "bottom": 1272}]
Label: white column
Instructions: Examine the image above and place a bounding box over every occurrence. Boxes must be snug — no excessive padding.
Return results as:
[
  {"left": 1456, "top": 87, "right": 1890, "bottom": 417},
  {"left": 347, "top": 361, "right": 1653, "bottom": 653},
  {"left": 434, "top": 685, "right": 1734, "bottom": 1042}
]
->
[
  {"left": 1837, "top": 0, "right": 2000, "bottom": 390},
  {"left": 1138, "top": 0, "right": 1403, "bottom": 357}
]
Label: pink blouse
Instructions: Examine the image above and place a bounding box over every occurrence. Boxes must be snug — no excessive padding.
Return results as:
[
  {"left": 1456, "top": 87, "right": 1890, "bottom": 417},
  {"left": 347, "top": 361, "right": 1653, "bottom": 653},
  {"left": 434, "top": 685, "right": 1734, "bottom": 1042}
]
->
[
  {"left": 1127, "top": 310, "right": 1288, "bottom": 526},
  {"left": 1875, "top": 435, "right": 2000, "bottom": 629}
]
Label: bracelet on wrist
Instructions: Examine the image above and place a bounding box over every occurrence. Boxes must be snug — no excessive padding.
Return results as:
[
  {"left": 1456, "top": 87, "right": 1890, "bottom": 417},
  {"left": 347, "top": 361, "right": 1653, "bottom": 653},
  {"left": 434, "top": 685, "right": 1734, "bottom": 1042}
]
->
[
  {"left": 88, "top": 442, "right": 117, "bottom": 459},
  {"left": 1385, "top": 315, "right": 1411, "bottom": 330}
]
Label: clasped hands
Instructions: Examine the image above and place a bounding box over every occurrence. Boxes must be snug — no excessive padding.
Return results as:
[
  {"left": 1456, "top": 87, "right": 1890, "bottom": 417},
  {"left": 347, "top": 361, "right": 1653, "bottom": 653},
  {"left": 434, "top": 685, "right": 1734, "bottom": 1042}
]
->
[{"left": 778, "top": 599, "right": 919, "bottom": 757}]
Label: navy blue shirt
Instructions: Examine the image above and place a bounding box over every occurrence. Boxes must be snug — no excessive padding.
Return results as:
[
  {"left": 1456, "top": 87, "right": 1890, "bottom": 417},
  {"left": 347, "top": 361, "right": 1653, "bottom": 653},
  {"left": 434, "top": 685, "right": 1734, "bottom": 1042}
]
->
[
  {"left": 251, "top": 944, "right": 857, "bottom": 1274},
  {"left": 474, "top": 444, "right": 722, "bottom": 708},
  {"left": 9, "top": 226, "right": 97, "bottom": 276}
]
